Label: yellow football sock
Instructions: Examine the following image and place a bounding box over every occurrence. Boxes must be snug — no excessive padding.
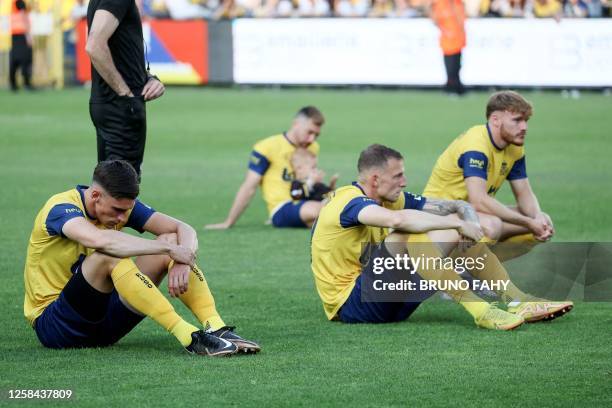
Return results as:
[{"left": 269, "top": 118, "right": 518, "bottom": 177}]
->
[
  {"left": 459, "top": 241, "right": 529, "bottom": 303},
  {"left": 177, "top": 264, "right": 225, "bottom": 331},
  {"left": 405, "top": 234, "right": 490, "bottom": 319},
  {"left": 491, "top": 233, "right": 538, "bottom": 262},
  {"left": 110, "top": 259, "right": 198, "bottom": 347}
]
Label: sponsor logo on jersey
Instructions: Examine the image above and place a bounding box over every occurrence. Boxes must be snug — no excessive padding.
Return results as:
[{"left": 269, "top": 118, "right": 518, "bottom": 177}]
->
[{"left": 469, "top": 158, "right": 485, "bottom": 169}]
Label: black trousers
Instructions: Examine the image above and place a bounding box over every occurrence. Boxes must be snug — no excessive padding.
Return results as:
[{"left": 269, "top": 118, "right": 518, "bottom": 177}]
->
[
  {"left": 443, "top": 52, "right": 465, "bottom": 95},
  {"left": 9, "top": 34, "right": 32, "bottom": 91},
  {"left": 89, "top": 95, "right": 147, "bottom": 177}
]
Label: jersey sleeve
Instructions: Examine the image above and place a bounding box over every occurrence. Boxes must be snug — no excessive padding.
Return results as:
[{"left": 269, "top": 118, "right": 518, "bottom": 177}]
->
[
  {"left": 248, "top": 140, "right": 271, "bottom": 175},
  {"left": 339, "top": 197, "right": 379, "bottom": 228},
  {"left": 387, "top": 191, "right": 427, "bottom": 211},
  {"left": 507, "top": 156, "right": 527, "bottom": 181},
  {"left": 45, "top": 204, "right": 85, "bottom": 237},
  {"left": 125, "top": 200, "right": 156, "bottom": 233},
  {"left": 96, "top": 0, "right": 130, "bottom": 21},
  {"left": 403, "top": 192, "right": 427, "bottom": 210},
  {"left": 458, "top": 151, "right": 489, "bottom": 179}
]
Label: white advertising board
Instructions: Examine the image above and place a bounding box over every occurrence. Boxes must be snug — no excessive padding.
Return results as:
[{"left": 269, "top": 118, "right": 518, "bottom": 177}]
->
[{"left": 233, "top": 19, "right": 612, "bottom": 87}]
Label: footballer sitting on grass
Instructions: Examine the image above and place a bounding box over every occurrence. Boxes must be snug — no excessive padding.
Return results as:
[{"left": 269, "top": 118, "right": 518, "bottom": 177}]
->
[
  {"left": 310, "top": 144, "right": 573, "bottom": 330},
  {"left": 424, "top": 90, "right": 553, "bottom": 262},
  {"left": 24, "top": 160, "right": 260, "bottom": 356},
  {"left": 205, "top": 106, "right": 326, "bottom": 229}
]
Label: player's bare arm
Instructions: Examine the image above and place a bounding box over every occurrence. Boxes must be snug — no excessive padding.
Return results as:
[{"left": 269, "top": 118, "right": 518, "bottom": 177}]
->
[
  {"left": 464, "top": 176, "right": 549, "bottom": 239},
  {"left": 86, "top": 10, "right": 132, "bottom": 97},
  {"left": 422, "top": 198, "right": 481, "bottom": 249},
  {"left": 509, "top": 178, "right": 554, "bottom": 238},
  {"left": 205, "top": 170, "right": 262, "bottom": 230},
  {"left": 357, "top": 205, "right": 483, "bottom": 242},
  {"left": 143, "top": 212, "right": 198, "bottom": 297},
  {"left": 421, "top": 198, "right": 480, "bottom": 223},
  {"left": 61, "top": 217, "right": 195, "bottom": 265}
]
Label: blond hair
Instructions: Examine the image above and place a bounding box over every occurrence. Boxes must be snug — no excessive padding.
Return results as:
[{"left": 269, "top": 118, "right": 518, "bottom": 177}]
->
[{"left": 486, "top": 91, "right": 533, "bottom": 119}]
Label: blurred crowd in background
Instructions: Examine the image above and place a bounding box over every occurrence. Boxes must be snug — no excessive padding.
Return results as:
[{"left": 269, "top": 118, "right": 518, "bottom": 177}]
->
[
  {"left": 25, "top": 0, "right": 612, "bottom": 26},
  {"left": 142, "top": 0, "right": 611, "bottom": 19}
]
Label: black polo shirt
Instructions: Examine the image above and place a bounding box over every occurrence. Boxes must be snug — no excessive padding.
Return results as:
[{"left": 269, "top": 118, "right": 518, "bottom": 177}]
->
[{"left": 87, "top": 0, "right": 147, "bottom": 103}]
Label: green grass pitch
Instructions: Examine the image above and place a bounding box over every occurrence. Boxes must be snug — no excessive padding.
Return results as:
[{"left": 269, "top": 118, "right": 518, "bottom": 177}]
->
[{"left": 1, "top": 87, "right": 611, "bottom": 406}]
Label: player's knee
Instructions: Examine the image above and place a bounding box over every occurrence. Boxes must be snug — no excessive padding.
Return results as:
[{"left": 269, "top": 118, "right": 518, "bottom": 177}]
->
[
  {"left": 479, "top": 215, "right": 503, "bottom": 240},
  {"left": 156, "top": 233, "right": 178, "bottom": 245},
  {"left": 385, "top": 231, "right": 409, "bottom": 243},
  {"left": 384, "top": 232, "right": 411, "bottom": 256},
  {"left": 88, "top": 252, "right": 123, "bottom": 275},
  {"left": 300, "top": 201, "right": 323, "bottom": 222}
]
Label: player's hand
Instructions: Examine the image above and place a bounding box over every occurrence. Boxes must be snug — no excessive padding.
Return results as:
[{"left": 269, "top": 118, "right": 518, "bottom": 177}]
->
[
  {"left": 535, "top": 212, "right": 555, "bottom": 237},
  {"left": 528, "top": 217, "right": 552, "bottom": 242},
  {"left": 204, "top": 221, "right": 232, "bottom": 230},
  {"left": 329, "top": 174, "right": 339, "bottom": 190},
  {"left": 168, "top": 263, "right": 190, "bottom": 297},
  {"left": 169, "top": 244, "right": 195, "bottom": 266},
  {"left": 457, "top": 221, "right": 484, "bottom": 243},
  {"left": 142, "top": 77, "right": 165, "bottom": 101}
]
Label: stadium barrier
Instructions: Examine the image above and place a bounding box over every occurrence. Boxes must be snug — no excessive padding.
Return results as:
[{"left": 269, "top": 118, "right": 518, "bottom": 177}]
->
[
  {"left": 233, "top": 18, "right": 612, "bottom": 88},
  {"left": 72, "top": 18, "right": 612, "bottom": 88},
  {"left": 76, "top": 19, "right": 211, "bottom": 85}
]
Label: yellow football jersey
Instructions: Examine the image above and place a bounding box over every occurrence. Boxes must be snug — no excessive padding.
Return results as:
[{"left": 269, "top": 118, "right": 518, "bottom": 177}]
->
[
  {"left": 423, "top": 124, "right": 526, "bottom": 200},
  {"left": 248, "top": 134, "right": 320, "bottom": 215},
  {"left": 23, "top": 186, "right": 155, "bottom": 326},
  {"left": 311, "top": 183, "right": 426, "bottom": 320}
]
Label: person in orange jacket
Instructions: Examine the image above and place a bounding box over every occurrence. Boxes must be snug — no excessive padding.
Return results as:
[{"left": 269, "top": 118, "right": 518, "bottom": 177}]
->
[
  {"left": 9, "top": 0, "right": 33, "bottom": 91},
  {"left": 431, "top": 0, "right": 466, "bottom": 95}
]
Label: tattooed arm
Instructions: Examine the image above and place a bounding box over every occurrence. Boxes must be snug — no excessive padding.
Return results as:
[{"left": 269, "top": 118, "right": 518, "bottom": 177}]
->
[{"left": 421, "top": 198, "right": 480, "bottom": 223}]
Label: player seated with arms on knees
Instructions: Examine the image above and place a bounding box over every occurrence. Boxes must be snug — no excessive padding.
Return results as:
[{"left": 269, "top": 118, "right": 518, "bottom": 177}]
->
[
  {"left": 24, "top": 160, "right": 260, "bottom": 356},
  {"left": 289, "top": 148, "right": 338, "bottom": 202},
  {"left": 423, "top": 90, "right": 553, "bottom": 260},
  {"left": 205, "top": 106, "right": 326, "bottom": 230},
  {"left": 310, "top": 145, "right": 573, "bottom": 330}
]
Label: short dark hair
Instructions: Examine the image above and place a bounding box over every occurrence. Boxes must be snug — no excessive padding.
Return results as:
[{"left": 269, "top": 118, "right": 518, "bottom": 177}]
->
[
  {"left": 486, "top": 90, "right": 533, "bottom": 119},
  {"left": 296, "top": 106, "right": 325, "bottom": 126},
  {"left": 92, "top": 160, "right": 140, "bottom": 199},
  {"left": 357, "top": 144, "right": 403, "bottom": 173},
  {"left": 15, "top": 0, "right": 26, "bottom": 10}
]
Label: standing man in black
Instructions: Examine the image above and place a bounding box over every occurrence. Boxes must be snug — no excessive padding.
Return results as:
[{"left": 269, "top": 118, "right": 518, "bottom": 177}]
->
[{"left": 86, "top": 0, "right": 165, "bottom": 178}]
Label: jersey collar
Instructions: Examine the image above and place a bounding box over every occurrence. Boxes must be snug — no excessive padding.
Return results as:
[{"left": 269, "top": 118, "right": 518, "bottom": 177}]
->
[
  {"left": 352, "top": 181, "right": 383, "bottom": 204},
  {"left": 283, "top": 131, "right": 295, "bottom": 146},
  {"left": 486, "top": 123, "right": 503, "bottom": 151},
  {"left": 76, "top": 185, "right": 96, "bottom": 220}
]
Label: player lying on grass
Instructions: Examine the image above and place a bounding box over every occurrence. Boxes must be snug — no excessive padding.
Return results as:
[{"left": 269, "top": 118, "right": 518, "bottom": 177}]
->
[
  {"left": 24, "top": 160, "right": 260, "bottom": 356},
  {"left": 424, "top": 90, "right": 552, "bottom": 260},
  {"left": 205, "top": 106, "right": 326, "bottom": 230},
  {"left": 289, "top": 148, "right": 338, "bottom": 202},
  {"left": 311, "top": 144, "right": 573, "bottom": 330}
]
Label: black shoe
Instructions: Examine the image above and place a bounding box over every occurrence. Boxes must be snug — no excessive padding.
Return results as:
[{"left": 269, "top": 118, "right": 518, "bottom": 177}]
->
[
  {"left": 210, "top": 326, "right": 261, "bottom": 354},
  {"left": 185, "top": 330, "right": 237, "bottom": 357}
]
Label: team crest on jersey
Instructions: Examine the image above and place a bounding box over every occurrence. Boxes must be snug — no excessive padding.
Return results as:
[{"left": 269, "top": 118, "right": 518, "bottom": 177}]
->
[
  {"left": 282, "top": 168, "right": 295, "bottom": 181},
  {"left": 500, "top": 162, "right": 508, "bottom": 176}
]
